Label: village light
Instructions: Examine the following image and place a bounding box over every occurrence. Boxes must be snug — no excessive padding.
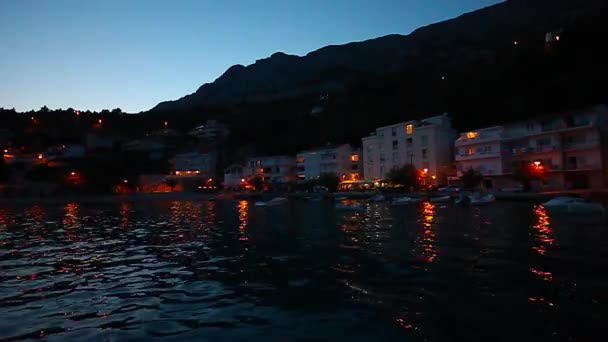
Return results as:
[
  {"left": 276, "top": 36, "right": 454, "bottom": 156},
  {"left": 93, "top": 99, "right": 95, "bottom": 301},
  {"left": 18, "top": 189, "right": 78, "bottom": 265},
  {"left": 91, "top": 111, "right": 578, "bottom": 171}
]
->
[
  {"left": 70, "top": 171, "right": 76, "bottom": 176},
  {"left": 38, "top": 154, "right": 43, "bottom": 160},
  {"left": 98, "top": 119, "right": 102, "bottom": 125},
  {"left": 423, "top": 168, "right": 429, "bottom": 173},
  {"left": 123, "top": 179, "right": 128, "bottom": 183}
]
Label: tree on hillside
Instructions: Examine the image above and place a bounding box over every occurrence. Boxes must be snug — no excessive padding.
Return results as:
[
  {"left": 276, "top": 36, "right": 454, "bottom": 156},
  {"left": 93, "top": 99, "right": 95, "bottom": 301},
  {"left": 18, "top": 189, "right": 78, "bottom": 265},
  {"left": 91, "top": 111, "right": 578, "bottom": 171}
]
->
[
  {"left": 111, "top": 108, "right": 123, "bottom": 115},
  {"left": 460, "top": 168, "right": 483, "bottom": 190},
  {"left": 387, "top": 164, "right": 419, "bottom": 189}
]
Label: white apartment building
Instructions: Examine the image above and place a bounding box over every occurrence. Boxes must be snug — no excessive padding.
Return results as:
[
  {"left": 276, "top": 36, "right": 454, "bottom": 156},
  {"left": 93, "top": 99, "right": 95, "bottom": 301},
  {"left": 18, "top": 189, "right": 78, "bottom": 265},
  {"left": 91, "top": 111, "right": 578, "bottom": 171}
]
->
[
  {"left": 244, "top": 155, "right": 295, "bottom": 183},
  {"left": 455, "top": 126, "right": 506, "bottom": 182},
  {"left": 362, "top": 114, "right": 456, "bottom": 181},
  {"left": 296, "top": 144, "right": 361, "bottom": 181},
  {"left": 455, "top": 105, "right": 608, "bottom": 190}
]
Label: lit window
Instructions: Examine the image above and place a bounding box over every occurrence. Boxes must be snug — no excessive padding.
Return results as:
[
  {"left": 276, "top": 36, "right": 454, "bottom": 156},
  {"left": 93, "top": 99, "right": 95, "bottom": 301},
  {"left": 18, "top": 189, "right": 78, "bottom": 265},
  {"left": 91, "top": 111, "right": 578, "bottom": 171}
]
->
[
  {"left": 466, "top": 132, "right": 478, "bottom": 139},
  {"left": 468, "top": 148, "right": 475, "bottom": 155},
  {"left": 406, "top": 124, "right": 413, "bottom": 135},
  {"left": 350, "top": 154, "right": 359, "bottom": 162}
]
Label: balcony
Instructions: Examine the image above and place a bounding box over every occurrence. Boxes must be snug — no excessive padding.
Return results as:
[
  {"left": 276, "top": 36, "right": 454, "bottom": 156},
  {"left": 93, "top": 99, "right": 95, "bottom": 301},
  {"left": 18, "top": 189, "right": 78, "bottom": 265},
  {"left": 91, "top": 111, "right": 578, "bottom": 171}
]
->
[
  {"left": 455, "top": 133, "right": 502, "bottom": 146},
  {"left": 563, "top": 140, "right": 600, "bottom": 151},
  {"left": 455, "top": 151, "right": 501, "bottom": 161},
  {"left": 565, "top": 163, "right": 602, "bottom": 171},
  {"left": 507, "top": 145, "right": 561, "bottom": 156}
]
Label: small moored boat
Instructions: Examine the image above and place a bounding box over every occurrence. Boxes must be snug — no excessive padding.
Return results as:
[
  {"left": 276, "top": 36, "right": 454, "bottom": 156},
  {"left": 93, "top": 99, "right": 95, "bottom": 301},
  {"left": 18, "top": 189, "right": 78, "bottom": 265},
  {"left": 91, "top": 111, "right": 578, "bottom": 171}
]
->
[
  {"left": 430, "top": 195, "right": 451, "bottom": 203},
  {"left": 336, "top": 203, "right": 366, "bottom": 212},
  {"left": 543, "top": 196, "right": 605, "bottom": 214}
]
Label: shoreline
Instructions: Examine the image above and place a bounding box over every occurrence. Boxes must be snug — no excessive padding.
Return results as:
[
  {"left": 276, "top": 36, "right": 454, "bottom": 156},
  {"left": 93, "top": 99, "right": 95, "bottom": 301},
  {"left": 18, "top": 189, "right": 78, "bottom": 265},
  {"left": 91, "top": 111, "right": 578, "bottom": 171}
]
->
[{"left": 0, "top": 192, "right": 222, "bottom": 205}]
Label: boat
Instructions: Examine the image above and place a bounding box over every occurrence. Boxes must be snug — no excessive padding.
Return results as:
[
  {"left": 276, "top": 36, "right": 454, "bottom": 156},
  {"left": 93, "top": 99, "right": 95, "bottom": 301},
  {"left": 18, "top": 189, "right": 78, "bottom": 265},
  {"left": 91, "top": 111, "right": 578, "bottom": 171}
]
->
[
  {"left": 543, "top": 196, "right": 605, "bottom": 214},
  {"left": 430, "top": 195, "right": 451, "bottom": 203},
  {"left": 391, "top": 197, "right": 413, "bottom": 205},
  {"left": 369, "top": 194, "right": 385, "bottom": 202},
  {"left": 470, "top": 193, "right": 496, "bottom": 206},
  {"left": 255, "top": 197, "right": 288, "bottom": 207},
  {"left": 455, "top": 192, "right": 495, "bottom": 206},
  {"left": 336, "top": 203, "right": 366, "bottom": 212}
]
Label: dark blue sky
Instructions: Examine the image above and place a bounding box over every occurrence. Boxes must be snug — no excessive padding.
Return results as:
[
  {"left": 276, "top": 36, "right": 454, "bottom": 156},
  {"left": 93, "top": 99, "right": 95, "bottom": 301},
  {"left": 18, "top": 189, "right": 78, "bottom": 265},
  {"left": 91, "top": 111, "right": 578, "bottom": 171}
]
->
[{"left": 0, "top": 0, "right": 502, "bottom": 112}]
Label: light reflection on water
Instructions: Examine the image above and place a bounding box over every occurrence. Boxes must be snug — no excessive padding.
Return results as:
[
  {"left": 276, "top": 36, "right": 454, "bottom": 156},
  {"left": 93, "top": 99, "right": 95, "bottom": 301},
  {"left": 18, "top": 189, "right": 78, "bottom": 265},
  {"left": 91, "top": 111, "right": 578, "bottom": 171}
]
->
[{"left": 0, "top": 199, "right": 607, "bottom": 341}]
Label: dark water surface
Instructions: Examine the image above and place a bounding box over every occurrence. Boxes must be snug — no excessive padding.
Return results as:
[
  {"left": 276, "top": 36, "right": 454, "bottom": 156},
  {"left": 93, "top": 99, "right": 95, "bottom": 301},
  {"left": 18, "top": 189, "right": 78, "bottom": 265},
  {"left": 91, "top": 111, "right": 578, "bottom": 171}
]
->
[{"left": 1, "top": 199, "right": 607, "bottom": 341}]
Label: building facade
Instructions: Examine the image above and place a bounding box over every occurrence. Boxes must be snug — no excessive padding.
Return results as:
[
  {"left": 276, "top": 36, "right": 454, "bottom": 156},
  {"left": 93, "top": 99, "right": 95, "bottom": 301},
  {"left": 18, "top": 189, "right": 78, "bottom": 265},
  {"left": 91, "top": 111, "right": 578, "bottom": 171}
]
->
[
  {"left": 173, "top": 151, "right": 217, "bottom": 177},
  {"left": 244, "top": 156, "right": 295, "bottom": 183},
  {"left": 296, "top": 144, "right": 360, "bottom": 181},
  {"left": 362, "top": 114, "right": 456, "bottom": 181},
  {"left": 455, "top": 105, "right": 608, "bottom": 190},
  {"left": 455, "top": 126, "right": 506, "bottom": 188}
]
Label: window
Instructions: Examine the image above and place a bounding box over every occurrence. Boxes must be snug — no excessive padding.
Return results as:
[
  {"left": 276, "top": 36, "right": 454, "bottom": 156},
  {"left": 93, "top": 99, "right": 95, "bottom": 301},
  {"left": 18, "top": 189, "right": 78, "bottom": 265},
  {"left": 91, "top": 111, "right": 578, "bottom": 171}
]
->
[
  {"left": 392, "top": 152, "right": 398, "bottom": 162},
  {"left": 478, "top": 145, "right": 492, "bottom": 154},
  {"left": 380, "top": 166, "right": 385, "bottom": 175},
  {"left": 406, "top": 137, "right": 413, "bottom": 144},
  {"left": 250, "top": 161, "right": 255, "bottom": 167},
  {"left": 406, "top": 124, "right": 413, "bottom": 135},
  {"left": 275, "top": 166, "right": 280, "bottom": 173},
  {"left": 379, "top": 153, "right": 385, "bottom": 162},
  {"left": 297, "top": 166, "right": 305, "bottom": 172},
  {"left": 391, "top": 127, "right": 397, "bottom": 137},
  {"left": 296, "top": 157, "right": 305, "bottom": 163},
  {"left": 468, "top": 148, "right": 475, "bottom": 156},
  {"left": 422, "top": 148, "right": 428, "bottom": 159},
  {"left": 351, "top": 154, "right": 359, "bottom": 162},
  {"left": 421, "top": 135, "right": 429, "bottom": 146},
  {"left": 392, "top": 140, "right": 398, "bottom": 149},
  {"left": 526, "top": 123, "right": 535, "bottom": 131}
]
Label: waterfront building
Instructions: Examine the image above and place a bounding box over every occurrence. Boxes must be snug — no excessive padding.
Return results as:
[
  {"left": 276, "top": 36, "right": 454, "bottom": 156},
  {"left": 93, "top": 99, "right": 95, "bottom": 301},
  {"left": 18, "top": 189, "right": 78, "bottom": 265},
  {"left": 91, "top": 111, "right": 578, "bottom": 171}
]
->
[
  {"left": 455, "top": 105, "right": 608, "bottom": 190},
  {"left": 296, "top": 144, "right": 360, "bottom": 181},
  {"left": 223, "top": 164, "right": 245, "bottom": 189},
  {"left": 244, "top": 155, "right": 295, "bottom": 183},
  {"left": 172, "top": 151, "right": 217, "bottom": 177},
  {"left": 362, "top": 114, "right": 456, "bottom": 182}
]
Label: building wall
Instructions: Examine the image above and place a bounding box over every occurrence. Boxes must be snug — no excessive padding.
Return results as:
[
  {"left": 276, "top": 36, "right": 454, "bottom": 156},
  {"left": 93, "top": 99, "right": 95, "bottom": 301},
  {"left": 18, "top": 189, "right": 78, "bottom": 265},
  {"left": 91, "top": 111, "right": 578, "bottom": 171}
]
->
[
  {"left": 362, "top": 114, "right": 455, "bottom": 180},
  {"left": 244, "top": 156, "right": 295, "bottom": 183},
  {"left": 174, "top": 152, "right": 216, "bottom": 176},
  {"left": 297, "top": 144, "right": 359, "bottom": 181},
  {"left": 456, "top": 105, "right": 608, "bottom": 190},
  {"left": 362, "top": 135, "right": 379, "bottom": 180}
]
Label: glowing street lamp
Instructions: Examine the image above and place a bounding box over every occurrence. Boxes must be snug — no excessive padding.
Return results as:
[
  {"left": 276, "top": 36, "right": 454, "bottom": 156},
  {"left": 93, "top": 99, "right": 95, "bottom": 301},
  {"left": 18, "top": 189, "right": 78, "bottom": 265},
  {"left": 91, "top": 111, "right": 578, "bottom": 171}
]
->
[
  {"left": 164, "top": 121, "right": 168, "bottom": 128},
  {"left": 70, "top": 171, "right": 76, "bottom": 176},
  {"left": 98, "top": 119, "right": 102, "bottom": 125},
  {"left": 123, "top": 179, "right": 128, "bottom": 183}
]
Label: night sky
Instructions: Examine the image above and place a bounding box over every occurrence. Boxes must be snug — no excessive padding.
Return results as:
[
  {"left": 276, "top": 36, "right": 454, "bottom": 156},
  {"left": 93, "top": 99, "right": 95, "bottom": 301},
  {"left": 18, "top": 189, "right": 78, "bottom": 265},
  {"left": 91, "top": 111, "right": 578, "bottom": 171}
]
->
[{"left": 0, "top": 0, "right": 503, "bottom": 113}]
